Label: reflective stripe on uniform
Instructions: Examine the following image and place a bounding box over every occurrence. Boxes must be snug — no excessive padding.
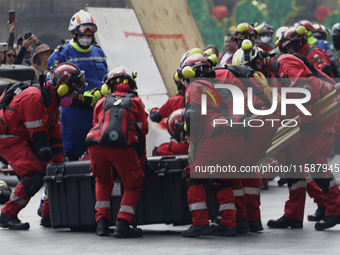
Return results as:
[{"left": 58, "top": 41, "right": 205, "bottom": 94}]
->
[
  {"left": 219, "top": 203, "right": 236, "bottom": 212},
  {"left": 329, "top": 178, "right": 337, "bottom": 188},
  {"left": 0, "top": 134, "right": 18, "bottom": 139},
  {"left": 24, "top": 120, "right": 43, "bottom": 129},
  {"left": 10, "top": 193, "right": 29, "bottom": 206},
  {"left": 289, "top": 180, "right": 307, "bottom": 191},
  {"left": 95, "top": 201, "right": 110, "bottom": 208},
  {"left": 66, "top": 56, "right": 107, "bottom": 63},
  {"left": 188, "top": 202, "right": 207, "bottom": 211},
  {"left": 244, "top": 187, "right": 261, "bottom": 195},
  {"left": 119, "top": 205, "right": 135, "bottom": 215},
  {"left": 306, "top": 175, "right": 313, "bottom": 184},
  {"left": 233, "top": 189, "right": 244, "bottom": 196}
]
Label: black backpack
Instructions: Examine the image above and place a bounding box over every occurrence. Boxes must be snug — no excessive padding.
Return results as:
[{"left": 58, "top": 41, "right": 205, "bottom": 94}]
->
[{"left": 98, "top": 92, "right": 145, "bottom": 156}]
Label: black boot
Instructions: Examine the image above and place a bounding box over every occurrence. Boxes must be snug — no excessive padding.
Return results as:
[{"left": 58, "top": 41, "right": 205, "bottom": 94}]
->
[
  {"left": 181, "top": 224, "right": 212, "bottom": 237},
  {"left": 0, "top": 213, "right": 30, "bottom": 230},
  {"left": 315, "top": 215, "right": 340, "bottom": 230},
  {"left": 211, "top": 224, "right": 237, "bottom": 236},
  {"left": 277, "top": 178, "right": 287, "bottom": 186},
  {"left": 308, "top": 205, "right": 326, "bottom": 221},
  {"left": 260, "top": 183, "right": 269, "bottom": 190},
  {"left": 0, "top": 190, "right": 11, "bottom": 204},
  {"left": 267, "top": 216, "right": 303, "bottom": 229},
  {"left": 113, "top": 218, "right": 142, "bottom": 238},
  {"left": 37, "top": 205, "right": 42, "bottom": 217},
  {"left": 248, "top": 220, "right": 263, "bottom": 232},
  {"left": 236, "top": 217, "right": 250, "bottom": 234},
  {"left": 96, "top": 217, "right": 110, "bottom": 236},
  {"left": 40, "top": 217, "right": 51, "bottom": 228}
]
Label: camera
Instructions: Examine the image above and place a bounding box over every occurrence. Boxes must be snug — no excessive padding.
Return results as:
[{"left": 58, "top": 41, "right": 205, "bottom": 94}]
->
[
  {"left": 24, "top": 32, "right": 32, "bottom": 39},
  {"left": 0, "top": 43, "right": 8, "bottom": 52}
]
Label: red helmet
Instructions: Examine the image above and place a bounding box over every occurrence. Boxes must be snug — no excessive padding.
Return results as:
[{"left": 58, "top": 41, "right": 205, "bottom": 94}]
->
[
  {"left": 278, "top": 26, "right": 306, "bottom": 48},
  {"left": 232, "top": 22, "right": 258, "bottom": 41},
  {"left": 294, "top": 20, "right": 315, "bottom": 33},
  {"left": 179, "top": 48, "right": 203, "bottom": 68},
  {"left": 50, "top": 63, "right": 86, "bottom": 96},
  {"left": 180, "top": 53, "right": 213, "bottom": 79},
  {"left": 104, "top": 66, "right": 137, "bottom": 91},
  {"left": 166, "top": 108, "right": 186, "bottom": 142}
]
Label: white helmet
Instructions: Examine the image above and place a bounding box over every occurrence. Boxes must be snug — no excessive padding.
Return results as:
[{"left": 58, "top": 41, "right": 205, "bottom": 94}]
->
[
  {"left": 68, "top": 10, "right": 97, "bottom": 35},
  {"left": 232, "top": 39, "right": 262, "bottom": 66},
  {"left": 275, "top": 26, "right": 288, "bottom": 40}
]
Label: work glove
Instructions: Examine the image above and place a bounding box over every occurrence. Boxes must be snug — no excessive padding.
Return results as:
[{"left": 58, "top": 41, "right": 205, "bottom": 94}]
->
[
  {"left": 82, "top": 88, "right": 103, "bottom": 107},
  {"left": 148, "top": 107, "right": 159, "bottom": 113},
  {"left": 188, "top": 140, "right": 198, "bottom": 164},
  {"left": 148, "top": 107, "right": 162, "bottom": 123},
  {"left": 299, "top": 122, "right": 317, "bottom": 134}
]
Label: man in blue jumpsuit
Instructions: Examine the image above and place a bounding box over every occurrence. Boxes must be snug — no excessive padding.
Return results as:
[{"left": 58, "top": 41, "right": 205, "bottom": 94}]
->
[{"left": 47, "top": 9, "right": 108, "bottom": 160}]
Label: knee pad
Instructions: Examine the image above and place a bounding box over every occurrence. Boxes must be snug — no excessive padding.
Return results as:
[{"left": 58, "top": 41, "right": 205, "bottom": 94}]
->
[{"left": 24, "top": 171, "right": 45, "bottom": 197}]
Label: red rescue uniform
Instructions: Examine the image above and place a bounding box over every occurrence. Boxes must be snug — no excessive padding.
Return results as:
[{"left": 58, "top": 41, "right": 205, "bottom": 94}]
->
[
  {"left": 268, "top": 53, "right": 340, "bottom": 220},
  {"left": 0, "top": 81, "right": 63, "bottom": 218},
  {"left": 86, "top": 88, "right": 148, "bottom": 224},
  {"left": 185, "top": 76, "right": 247, "bottom": 228}
]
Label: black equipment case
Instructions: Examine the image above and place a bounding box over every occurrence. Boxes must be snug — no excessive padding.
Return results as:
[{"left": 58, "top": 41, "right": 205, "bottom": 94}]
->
[{"left": 45, "top": 156, "right": 218, "bottom": 230}]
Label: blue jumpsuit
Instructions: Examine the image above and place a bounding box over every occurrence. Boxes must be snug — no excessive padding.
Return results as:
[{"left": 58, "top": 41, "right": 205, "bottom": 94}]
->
[{"left": 47, "top": 39, "right": 108, "bottom": 158}]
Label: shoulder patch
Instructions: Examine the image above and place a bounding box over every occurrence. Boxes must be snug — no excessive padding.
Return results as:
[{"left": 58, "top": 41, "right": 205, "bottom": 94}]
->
[{"left": 313, "top": 54, "right": 322, "bottom": 64}]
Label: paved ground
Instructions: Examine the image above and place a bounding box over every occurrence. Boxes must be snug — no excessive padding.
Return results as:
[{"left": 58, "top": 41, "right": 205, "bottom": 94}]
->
[{"left": 1, "top": 174, "right": 340, "bottom": 255}]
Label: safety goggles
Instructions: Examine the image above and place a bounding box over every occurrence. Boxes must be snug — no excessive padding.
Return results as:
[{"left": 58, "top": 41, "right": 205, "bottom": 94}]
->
[
  {"left": 76, "top": 24, "right": 97, "bottom": 35},
  {"left": 240, "top": 35, "right": 256, "bottom": 41},
  {"left": 69, "top": 70, "right": 87, "bottom": 89},
  {"left": 52, "top": 69, "right": 87, "bottom": 89}
]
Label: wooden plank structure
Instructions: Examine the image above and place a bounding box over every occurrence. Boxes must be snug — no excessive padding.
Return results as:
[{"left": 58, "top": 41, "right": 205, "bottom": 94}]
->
[{"left": 129, "top": 0, "right": 205, "bottom": 97}]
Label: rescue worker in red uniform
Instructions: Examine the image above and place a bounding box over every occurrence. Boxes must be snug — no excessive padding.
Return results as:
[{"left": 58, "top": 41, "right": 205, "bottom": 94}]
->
[
  {"left": 85, "top": 66, "right": 148, "bottom": 237},
  {"left": 234, "top": 39, "right": 340, "bottom": 230},
  {"left": 0, "top": 63, "right": 86, "bottom": 230},
  {"left": 276, "top": 26, "right": 338, "bottom": 221},
  {"left": 231, "top": 22, "right": 258, "bottom": 49},
  {"left": 277, "top": 26, "right": 337, "bottom": 78},
  {"left": 149, "top": 74, "right": 188, "bottom": 156},
  {"left": 177, "top": 49, "right": 250, "bottom": 237},
  {"left": 215, "top": 61, "right": 281, "bottom": 232}
]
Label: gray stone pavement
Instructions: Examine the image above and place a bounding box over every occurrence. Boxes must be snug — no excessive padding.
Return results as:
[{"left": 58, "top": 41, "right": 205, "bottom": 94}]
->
[{"left": 1, "top": 174, "right": 340, "bottom": 255}]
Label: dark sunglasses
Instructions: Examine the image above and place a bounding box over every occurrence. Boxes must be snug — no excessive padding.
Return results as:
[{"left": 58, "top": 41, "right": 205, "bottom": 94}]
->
[{"left": 6, "top": 54, "right": 16, "bottom": 58}]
